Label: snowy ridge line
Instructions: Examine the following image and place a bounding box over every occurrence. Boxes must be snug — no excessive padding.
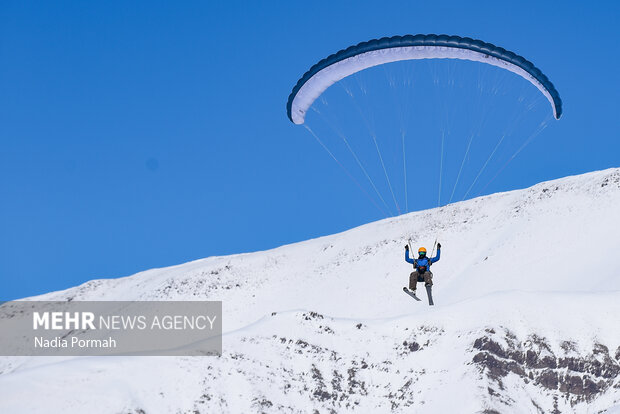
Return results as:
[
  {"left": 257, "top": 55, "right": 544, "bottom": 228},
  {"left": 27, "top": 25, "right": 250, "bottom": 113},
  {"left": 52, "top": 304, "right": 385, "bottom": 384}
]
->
[
  {"left": 32, "top": 168, "right": 619, "bottom": 301},
  {"left": 17, "top": 167, "right": 620, "bottom": 304},
  {"left": 223, "top": 289, "right": 620, "bottom": 337}
]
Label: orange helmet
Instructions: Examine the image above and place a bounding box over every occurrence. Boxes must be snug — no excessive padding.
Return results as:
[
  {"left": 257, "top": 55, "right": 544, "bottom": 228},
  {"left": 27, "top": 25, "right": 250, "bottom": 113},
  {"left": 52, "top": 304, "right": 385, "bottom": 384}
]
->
[{"left": 418, "top": 247, "right": 427, "bottom": 254}]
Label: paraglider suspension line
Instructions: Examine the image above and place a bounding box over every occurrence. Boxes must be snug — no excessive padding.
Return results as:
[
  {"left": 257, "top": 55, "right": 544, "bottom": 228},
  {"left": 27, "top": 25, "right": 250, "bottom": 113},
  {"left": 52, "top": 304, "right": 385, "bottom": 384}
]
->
[{"left": 303, "top": 125, "right": 390, "bottom": 217}]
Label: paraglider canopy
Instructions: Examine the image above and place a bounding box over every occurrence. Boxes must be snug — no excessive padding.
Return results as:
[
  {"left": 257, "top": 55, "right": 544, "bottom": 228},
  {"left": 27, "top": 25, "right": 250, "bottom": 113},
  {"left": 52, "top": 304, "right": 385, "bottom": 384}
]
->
[{"left": 287, "top": 34, "right": 562, "bottom": 124}]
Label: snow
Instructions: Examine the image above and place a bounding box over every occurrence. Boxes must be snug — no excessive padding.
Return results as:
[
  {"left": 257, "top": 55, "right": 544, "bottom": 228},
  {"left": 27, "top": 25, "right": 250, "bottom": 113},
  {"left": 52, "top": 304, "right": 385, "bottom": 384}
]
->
[{"left": 1, "top": 168, "right": 619, "bottom": 413}]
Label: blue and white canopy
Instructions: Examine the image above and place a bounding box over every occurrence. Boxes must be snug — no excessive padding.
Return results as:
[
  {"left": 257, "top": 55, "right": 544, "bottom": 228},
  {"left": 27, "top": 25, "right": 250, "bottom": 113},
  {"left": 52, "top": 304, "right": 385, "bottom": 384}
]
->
[{"left": 287, "top": 34, "right": 562, "bottom": 124}]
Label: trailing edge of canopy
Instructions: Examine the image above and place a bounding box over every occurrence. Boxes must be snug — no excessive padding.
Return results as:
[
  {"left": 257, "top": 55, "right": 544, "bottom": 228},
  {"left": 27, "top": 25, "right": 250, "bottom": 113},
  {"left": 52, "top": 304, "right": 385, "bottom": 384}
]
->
[{"left": 286, "top": 34, "right": 562, "bottom": 124}]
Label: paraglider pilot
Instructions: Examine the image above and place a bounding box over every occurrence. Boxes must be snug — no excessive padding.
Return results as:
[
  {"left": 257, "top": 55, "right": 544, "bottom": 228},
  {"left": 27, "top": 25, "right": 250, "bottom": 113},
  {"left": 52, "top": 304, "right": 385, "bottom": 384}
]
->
[{"left": 405, "top": 244, "right": 441, "bottom": 293}]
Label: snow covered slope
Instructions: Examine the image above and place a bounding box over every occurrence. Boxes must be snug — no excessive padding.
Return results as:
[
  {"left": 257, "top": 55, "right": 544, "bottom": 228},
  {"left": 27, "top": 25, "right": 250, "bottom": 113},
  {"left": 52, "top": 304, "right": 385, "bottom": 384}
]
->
[{"left": 1, "top": 168, "right": 619, "bottom": 413}]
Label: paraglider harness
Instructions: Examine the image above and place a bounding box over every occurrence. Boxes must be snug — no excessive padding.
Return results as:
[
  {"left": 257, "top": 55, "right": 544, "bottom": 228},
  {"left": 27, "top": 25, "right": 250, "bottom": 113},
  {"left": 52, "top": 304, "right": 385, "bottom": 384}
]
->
[{"left": 413, "top": 258, "right": 431, "bottom": 281}]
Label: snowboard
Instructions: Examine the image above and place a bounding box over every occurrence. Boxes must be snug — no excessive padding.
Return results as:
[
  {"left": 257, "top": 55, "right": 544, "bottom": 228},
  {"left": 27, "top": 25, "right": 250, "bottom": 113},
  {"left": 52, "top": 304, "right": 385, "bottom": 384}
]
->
[{"left": 402, "top": 287, "right": 421, "bottom": 301}]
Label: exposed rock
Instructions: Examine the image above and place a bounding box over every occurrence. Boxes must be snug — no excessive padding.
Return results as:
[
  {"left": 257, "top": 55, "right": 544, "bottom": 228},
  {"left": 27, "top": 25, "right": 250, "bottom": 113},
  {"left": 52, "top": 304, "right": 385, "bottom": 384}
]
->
[
  {"left": 537, "top": 369, "right": 558, "bottom": 390},
  {"left": 472, "top": 330, "right": 619, "bottom": 406}
]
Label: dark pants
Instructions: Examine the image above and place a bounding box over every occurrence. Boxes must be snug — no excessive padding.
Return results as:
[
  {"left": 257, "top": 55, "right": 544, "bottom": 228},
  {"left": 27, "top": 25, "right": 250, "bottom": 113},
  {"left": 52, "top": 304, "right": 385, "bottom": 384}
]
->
[{"left": 409, "top": 270, "right": 433, "bottom": 290}]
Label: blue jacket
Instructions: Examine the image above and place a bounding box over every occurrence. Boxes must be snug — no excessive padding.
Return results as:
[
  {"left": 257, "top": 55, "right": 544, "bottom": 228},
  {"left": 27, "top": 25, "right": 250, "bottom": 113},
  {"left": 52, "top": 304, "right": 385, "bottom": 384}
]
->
[{"left": 405, "top": 248, "right": 440, "bottom": 270}]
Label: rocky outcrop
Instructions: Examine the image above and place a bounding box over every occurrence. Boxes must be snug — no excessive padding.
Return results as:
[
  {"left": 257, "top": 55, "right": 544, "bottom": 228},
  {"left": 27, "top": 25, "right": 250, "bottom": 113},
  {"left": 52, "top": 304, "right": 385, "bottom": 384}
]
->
[{"left": 472, "top": 328, "right": 620, "bottom": 407}]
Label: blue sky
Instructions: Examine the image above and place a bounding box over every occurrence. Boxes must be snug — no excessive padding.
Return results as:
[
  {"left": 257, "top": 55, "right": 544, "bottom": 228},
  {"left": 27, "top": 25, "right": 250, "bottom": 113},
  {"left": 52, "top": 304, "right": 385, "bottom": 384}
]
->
[{"left": 1, "top": 1, "right": 618, "bottom": 300}]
